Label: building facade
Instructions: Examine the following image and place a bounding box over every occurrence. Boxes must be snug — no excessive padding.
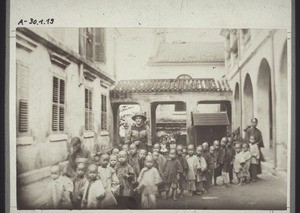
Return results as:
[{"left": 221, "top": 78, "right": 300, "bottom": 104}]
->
[
  {"left": 16, "top": 27, "right": 120, "bottom": 186},
  {"left": 221, "top": 29, "right": 288, "bottom": 171}
]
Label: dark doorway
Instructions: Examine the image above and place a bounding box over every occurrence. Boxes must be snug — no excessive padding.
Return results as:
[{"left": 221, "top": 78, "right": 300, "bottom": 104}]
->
[{"left": 195, "top": 126, "right": 227, "bottom": 147}]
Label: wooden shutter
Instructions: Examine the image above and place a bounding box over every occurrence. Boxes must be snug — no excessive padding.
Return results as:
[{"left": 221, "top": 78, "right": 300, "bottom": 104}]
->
[
  {"left": 52, "top": 77, "right": 65, "bottom": 132},
  {"left": 17, "top": 62, "right": 29, "bottom": 133},
  {"left": 94, "top": 28, "right": 105, "bottom": 62},
  {"left": 89, "top": 90, "right": 93, "bottom": 129},
  {"left": 52, "top": 105, "right": 58, "bottom": 131},
  {"left": 85, "top": 88, "right": 93, "bottom": 130},
  {"left": 101, "top": 95, "right": 107, "bottom": 130},
  {"left": 53, "top": 77, "right": 59, "bottom": 103},
  {"left": 86, "top": 28, "right": 94, "bottom": 61}
]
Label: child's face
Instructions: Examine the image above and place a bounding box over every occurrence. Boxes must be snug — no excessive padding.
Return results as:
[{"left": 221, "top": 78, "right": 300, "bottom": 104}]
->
[
  {"left": 87, "top": 166, "right": 98, "bottom": 180},
  {"left": 112, "top": 148, "right": 119, "bottom": 155},
  {"left": 129, "top": 145, "right": 137, "bottom": 155},
  {"left": 109, "top": 156, "right": 118, "bottom": 167},
  {"left": 100, "top": 154, "right": 110, "bottom": 168},
  {"left": 196, "top": 147, "right": 203, "bottom": 156},
  {"left": 94, "top": 156, "right": 100, "bottom": 166},
  {"left": 139, "top": 150, "right": 147, "bottom": 159},
  {"left": 209, "top": 146, "right": 215, "bottom": 154},
  {"left": 118, "top": 151, "right": 127, "bottom": 164},
  {"left": 170, "top": 143, "right": 176, "bottom": 150},
  {"left": 242, "top": 145, "right": 248, "bottom": 152},
  {"left": 235, "top": 145, "right": 241, "bottom": 153},
  {"left": 220, "top": 140, "right": 226, "bottom": 148},
  {"left": 176, "top": 146, "right": 183, "bottom": 156},
  {"left": 153, "top": 144, "right": 160, "bottom": 152},
  {"left": 188, "top": 146, "right": 194, "bottom": 156},
  {"left": 182, "top": 148, "right": 187, "bottom": 156},
  {"left": 250, "top": 136, "right": 256, "bottom": 144},
  {"left": 145, "top": 157, "right": 154, "bottom": 169},
  {"left": 213, "top": 141, "right": 220, "bottom": 150},
  {"left": 153, "top": 152, "right": 159, "bottom": 161},
  {"left": 169, "top": 150, "right": 176, "bottom": 159},
  {"left": 122, "top": 145, "right": 129, "bottom": 152},
  {"left": 76, "top": 163, "right": 86, "bottom": 177},
  {"left": 50, "top": 166, "right": 61, "bottom": 180}
]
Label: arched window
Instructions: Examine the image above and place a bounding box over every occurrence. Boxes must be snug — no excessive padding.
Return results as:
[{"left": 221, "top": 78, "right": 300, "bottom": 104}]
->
[{"left": 176, "top": 74, "right": 192, "bottom": 80}]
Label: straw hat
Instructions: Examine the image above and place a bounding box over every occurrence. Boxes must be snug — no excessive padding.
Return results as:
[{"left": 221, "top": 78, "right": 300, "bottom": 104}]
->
[{"left": 132, "top": 112, "right": 147, "bottom": 121}]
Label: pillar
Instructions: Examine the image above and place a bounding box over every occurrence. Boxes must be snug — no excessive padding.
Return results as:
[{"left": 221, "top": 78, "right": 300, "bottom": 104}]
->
[
  {"left": 186, "top": 100, "right": 198, "bottom": 145},
  {"left": 111, "top": 104, "right": 120, "bottom": 147}
]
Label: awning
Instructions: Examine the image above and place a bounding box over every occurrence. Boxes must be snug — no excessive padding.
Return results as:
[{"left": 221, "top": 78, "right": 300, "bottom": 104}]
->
[{"left": 192, "top": 112, "right": 230, "bottom": 126}]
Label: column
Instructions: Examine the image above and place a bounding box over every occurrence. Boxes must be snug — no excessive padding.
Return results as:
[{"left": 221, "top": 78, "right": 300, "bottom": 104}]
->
[
  {"left": 186, "top": 100, "right": 198, "bottom": 146},
  {"left": 111, "top": 104, "right": 120, "bottom": 147}
]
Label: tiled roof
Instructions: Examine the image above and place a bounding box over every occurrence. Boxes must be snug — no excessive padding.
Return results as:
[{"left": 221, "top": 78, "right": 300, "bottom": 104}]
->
[
  {"left": 150, "top": 42, "right": 225, "bottom": 63},
  {"left": 110, "top": 78, "right": 231, "bottom": 98},
  {"left": 192, "top": 112, "right": 230, "bottom": 126}
]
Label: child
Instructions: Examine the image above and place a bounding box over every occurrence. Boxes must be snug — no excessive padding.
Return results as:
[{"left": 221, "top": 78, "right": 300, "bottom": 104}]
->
[
  {"left": 241, "top": 143, "right": 251, "bottom": 183},
  {"left": 134, "top": 155, "right": 162, "bottom": 208},
  {"left": 169, "top": 139, "right": 177, "bottom": 150},
  {"left": 195, "top": 145, "right": 207, "bottom": 195},
  {"left": 176, "top": 145, "right": 188, "bottom": 197},
  {"left": 138, "top": 149, "right": 147, "bottom": 170},
  {"left": 186, "top": 144, "right": 200, "bottom": 196},
  {"left": 249, "top": 135, "right": 260, "bottom": 182},
  {"left": 72, "top": 162, "right": 88, "bottom": 209},
  {"left": 128, "top": 143, "right": 141, "bottom": 177},
  {"left": 114, "top": 150, "right": 136, "bottom": 209},
  {"left": 233, "top": 143, "right": 244, "bottom": 185},
  {"left": 46, "top": 165, "right": 73, "bottom": 209},
  {"left": 109, "top": 154, "right": 118, "bottom": 169},
  {"left": 81, "top": 164, "right": 106, "bottom": 209},
  {"left": 97, "top": 153, "right": 120, "bottom": 208},
  {"left": 226, "top": 137, "right": 236, "bottom": 184},
  {"left": 182, "top": 146, "right": 187, "bottom": 157},
  {"left": 93, "top": 154, "right": 101, "bottom": 167},
  {"left": 220, "top": 137, "right": 230, "bottom": 187},
  {"left": 162, "top": 148, "right": 183, "bottom": 200},
  {"left": 111, "top": 147, "right": 120, "bottom": 156},
  {"left": 203, "top": 145, "right": 215, "bottom": 192},
  {"left": 152, "top": 151, "right": 165, "bottom": 198},
  {"left": 122, "top": 144, "right": 129, "bottom": 154},
  {"left": 153, "top": 143, "right": 167, "bottom": 173},
  {"left": 213, "top": 140, "right": 224, "bottom": 186}
]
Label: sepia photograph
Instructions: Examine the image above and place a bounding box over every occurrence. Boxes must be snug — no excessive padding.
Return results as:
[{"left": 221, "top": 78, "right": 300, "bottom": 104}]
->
[{"left": 15, "top": 27, "right": 289, "bottom": 210}]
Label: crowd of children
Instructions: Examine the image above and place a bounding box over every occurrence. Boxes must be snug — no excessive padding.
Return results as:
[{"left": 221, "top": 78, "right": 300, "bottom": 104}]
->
[{"left": 44, "top": 134, "right": 262, "bottom": 209}]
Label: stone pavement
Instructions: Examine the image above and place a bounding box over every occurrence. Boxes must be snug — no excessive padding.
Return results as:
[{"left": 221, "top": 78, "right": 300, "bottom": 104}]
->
[
  {"left": 17, "top": 169, "right": 287, "bottom": 210},
  {"left": 157, "top": 171, "right": 287, "bottom": 210}
]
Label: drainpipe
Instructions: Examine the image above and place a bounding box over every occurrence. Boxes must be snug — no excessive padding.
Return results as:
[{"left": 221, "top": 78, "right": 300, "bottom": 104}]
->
[
  {"left": 270, "top": 30, "right": 277, "bottom": 169},
  {"left": 237, "top": 30, "right": 243, "bottom": 139}
]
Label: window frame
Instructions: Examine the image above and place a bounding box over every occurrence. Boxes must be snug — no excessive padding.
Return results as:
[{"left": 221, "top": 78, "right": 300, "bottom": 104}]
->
[
  {"left": 84, "top": 87, "right": 94, "bottom": 131},
  {"left": 79, "top": 28, "right": 106, "bottom": 63},
  {"left": 16, "top": 60, "right": 30, "bottom": 136},
  {"left": 101, "top": 94, "right": 108, "bottom": 131},
  {"left": 51, "top": 76, "right": 66, "bottom": 133}
]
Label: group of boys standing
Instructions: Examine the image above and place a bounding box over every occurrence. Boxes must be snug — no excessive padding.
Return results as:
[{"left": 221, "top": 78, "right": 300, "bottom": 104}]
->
[{"left": 42, "top": 133, "right": 261, "bottom": 209}]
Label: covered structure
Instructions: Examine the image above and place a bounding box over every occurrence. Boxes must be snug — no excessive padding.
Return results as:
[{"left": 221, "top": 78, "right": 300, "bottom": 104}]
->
[{"left": 110, "top": 77, "right": 232, "bottom": 146}]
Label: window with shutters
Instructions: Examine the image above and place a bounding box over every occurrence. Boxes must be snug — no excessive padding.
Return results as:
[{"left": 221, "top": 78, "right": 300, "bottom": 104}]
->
[
  {"left": 175, "top": 102, "right": 186, "bottom": 112},
  {"left": 16, "top": 61, "right": 29, "bottom": 133},
  {"left": 101, "top": 94, "right": 107, "bottom": 130},
  {"left": 85, "top": 88, "right": 93, "bottom": 130},
  {"left": 52, "top": 76, "right": 65, "bottom": 132},
  {"left": 79, "top": 28, "right": 106, "bottom": 63}
]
